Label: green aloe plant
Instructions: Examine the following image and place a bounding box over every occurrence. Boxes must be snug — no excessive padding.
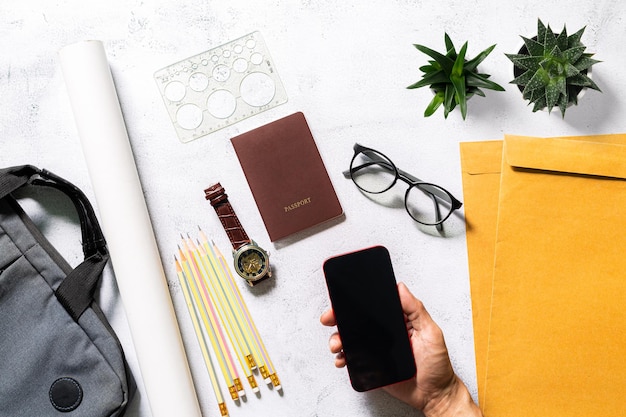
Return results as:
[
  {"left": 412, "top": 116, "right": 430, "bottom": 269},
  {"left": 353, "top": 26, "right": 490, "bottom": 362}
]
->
[
  {"left": 506, "top": 19, "right": 601, "bottom": 116},
  {"left": 407, "top": 33, "right": 505, "bottom": 120}
]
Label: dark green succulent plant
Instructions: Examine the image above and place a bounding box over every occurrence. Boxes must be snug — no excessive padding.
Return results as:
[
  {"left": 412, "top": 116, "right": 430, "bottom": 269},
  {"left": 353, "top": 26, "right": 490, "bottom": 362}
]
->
[
  {"left": 407, "top": 33, "right": 505, "bottom": 120},
  {"left": 506, "top": 19, "right": 601, "bottom": 116}
]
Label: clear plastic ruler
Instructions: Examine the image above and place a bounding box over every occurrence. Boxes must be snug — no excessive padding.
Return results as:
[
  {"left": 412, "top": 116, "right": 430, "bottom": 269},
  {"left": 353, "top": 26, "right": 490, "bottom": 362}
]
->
[{"left": 154, "top": 31, "right": 288, "bottom": 143}]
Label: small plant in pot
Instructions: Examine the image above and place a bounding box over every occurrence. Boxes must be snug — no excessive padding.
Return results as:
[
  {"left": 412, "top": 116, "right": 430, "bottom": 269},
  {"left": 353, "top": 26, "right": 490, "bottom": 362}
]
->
[
  {"left": 407, "top": 33, "right": 505, "bottom": 120},
  {"left": 506, "top": 19, "right": 601, "bottom": 117}
]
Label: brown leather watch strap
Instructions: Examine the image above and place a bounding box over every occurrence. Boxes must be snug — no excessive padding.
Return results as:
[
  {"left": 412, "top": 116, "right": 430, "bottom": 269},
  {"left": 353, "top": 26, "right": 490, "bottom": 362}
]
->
[{"left": 204, "top": 183, "right": 251, "bottom": 250}]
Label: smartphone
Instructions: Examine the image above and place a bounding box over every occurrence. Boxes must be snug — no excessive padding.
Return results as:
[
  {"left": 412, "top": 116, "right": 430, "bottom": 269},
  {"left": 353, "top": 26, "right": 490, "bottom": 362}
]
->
[{"left": 323, "top": 245, "right": 416, "bottom": 392}]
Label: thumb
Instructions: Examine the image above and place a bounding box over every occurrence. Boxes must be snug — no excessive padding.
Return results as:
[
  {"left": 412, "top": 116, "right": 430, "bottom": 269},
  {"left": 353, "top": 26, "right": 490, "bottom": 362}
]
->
[{"left": 397, "top": 282, "right": 433, "bottom": 332}]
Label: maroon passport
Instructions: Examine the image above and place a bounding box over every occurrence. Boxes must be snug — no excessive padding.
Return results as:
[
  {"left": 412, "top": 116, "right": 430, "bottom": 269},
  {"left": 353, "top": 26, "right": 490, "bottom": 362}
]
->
[{"left": 231, "top": 112, "right": 343, "bottom": 241}]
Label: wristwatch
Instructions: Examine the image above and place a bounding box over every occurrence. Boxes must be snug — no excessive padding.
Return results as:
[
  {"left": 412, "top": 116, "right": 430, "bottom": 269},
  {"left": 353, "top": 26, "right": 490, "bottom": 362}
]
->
[{"left": 204, "top": 183, "right": 272, "bottom": 286}]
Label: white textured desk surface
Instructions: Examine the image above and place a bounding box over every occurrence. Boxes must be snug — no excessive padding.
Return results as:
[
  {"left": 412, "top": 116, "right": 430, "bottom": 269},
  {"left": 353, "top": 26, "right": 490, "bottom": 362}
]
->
[{"left": 3, "top": 1, "right": 625, "bottom": 416}]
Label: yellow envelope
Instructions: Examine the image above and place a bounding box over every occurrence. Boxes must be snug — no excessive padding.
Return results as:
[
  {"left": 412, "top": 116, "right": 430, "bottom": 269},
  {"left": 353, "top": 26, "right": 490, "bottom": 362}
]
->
[
  {"left": 482, "top": 134, "right": 626, "bottom": 416},
  {"left": 459, "top": 140, "right": 502, "bottom": 405}
]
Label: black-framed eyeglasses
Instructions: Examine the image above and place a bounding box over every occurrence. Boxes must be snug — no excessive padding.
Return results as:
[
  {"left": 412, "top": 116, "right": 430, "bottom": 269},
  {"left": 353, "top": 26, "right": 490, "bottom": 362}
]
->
[{"left": 345, "top": 143, "right": 462, "bottom": 230}]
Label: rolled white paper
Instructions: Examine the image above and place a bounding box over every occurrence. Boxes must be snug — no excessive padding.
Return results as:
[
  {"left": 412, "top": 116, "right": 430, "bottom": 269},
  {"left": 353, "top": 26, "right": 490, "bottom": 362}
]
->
[{"left": 59, "top": 40, "right": 202, "bottom": 417}]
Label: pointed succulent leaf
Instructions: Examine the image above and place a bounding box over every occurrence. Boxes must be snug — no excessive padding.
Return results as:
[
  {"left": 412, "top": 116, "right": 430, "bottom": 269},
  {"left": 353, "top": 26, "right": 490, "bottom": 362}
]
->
[
  {"left": 563, "top": 45, "right": 586, "bottom": 63},
  {"left": 414, "top": 44, "right": 455, "bottom": 74},
  {"left": 522, "top": 88, "right": 532, "bottom": 101},
  {"left": 524, "top": 69, "right": 549, "bottom": 94},
  {"left": 537, "top": 19, "right": 547, "bottom": 44},
  {"left": 419, "top": 64, "right": 437, "bottom": 73},
  {"left": 466, "top": 72, "right": 505, "bottom": 91},
  {"left": 547, "top": 44, "right": 563, "bottom": 61},
  {"left": 505, "top": 53, "right": 527, "bottom": 62},
  {"left": 443, "top": 84, "right": 455, "bottom": 118},
  {"left": 564, "top": 63, "right": 580, "bottom": 78},
  {"left": 567, "top": 26, "right": 586, "bottom": 48},
  {"left": 524, "top": 87, "right": 539, "bottom": 103},
  {"left": 574, "top": 56, "right": 601, "bottom": 71},
  {"left": 424, "top": 91, "right": 445, "bottom": 117},
  {"left": 545, "top": 79, "right": 563, "bottom": 110},
  {"left": 465, "top": 44, "right": 497, "bottom": 72},
  {"left": 532, "top": 95, "right": 547, "bottom": 112},
  {"left": 568, "top": 73, "right": 602, "bottom": 91},
  {"left": 444, "top": 33, "right": 455, "bottom": 55},
  {"left": 511, "top": 69, "right": 535, "bottom": 86},
  {"left": 473, "top": 88, "right": 486, "bottom": 97},
  {"left": 557, "top": 93, "right": 569, "bottom": 117},
  {"left": 556, "top": 25, "right": 569, "bottom": 51},
  {"left": 555, "top": 76, "right": 567, "bottom": 95},
  {"left": 544, "top": 29, "right": 558, "bottom": 55},
  {"left": 450, "top": 73, "right": 467, "bottom": 119},
  {"left": 452, "top": 42, "right": 468, "bottom": 77},
  {"left": 508, "top": 55, "right": 543, "bottom": 72},
  {"left": 521, "top": 36, "right": 544, "bottom": 57},
  {"left": 406, "top": 70, "right": 450, "bottom": 89}
]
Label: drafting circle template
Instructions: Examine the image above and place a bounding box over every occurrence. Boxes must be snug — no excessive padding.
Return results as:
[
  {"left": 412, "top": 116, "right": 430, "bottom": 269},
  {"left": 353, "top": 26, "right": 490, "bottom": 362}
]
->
[{"left": 154, "top": 31, "right": 288, "bottom": 143}]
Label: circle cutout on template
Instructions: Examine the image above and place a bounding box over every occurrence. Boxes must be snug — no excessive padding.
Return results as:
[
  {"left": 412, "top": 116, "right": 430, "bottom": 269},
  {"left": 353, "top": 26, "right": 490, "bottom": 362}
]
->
[
  {"left": 240, "top": 72, "right": 276, "bottom": 107},
  {"left": 212, "top": 65, "right": 231, "bottom": 82},
  {"left": 189, "top": 72, "right": 209, "bottom": 92},
  {"left": 250, "top": 52, "right": 263, "bottom": 65},
  {"left": 164, "top": 81, "right": 186, "bottom": 102},
  {"left": 246, "top": 39, "right": 256, "bottom": 49},
  {"left": 176, "top": 103, "right": 203, "bottom": 130},
  {"left": 207, "top": 90, "right": 237, "bottom": 119},
  {"left": 233, "top": 58, "right": 248, "bottom": 73}
]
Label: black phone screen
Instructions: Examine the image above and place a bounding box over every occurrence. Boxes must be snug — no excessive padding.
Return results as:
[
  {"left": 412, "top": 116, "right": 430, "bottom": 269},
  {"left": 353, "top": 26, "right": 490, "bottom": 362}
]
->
[{"left": 323, "top": 245, "right": 416, "bottom": 392}]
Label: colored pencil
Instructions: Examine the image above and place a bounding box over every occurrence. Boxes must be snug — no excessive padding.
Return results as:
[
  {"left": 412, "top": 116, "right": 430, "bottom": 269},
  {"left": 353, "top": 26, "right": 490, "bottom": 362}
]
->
[
  {"left": 199, "top": 229, "right": 282, "bottom": 390},
  {"left": 180, "top": 238, "right": 245, "bottom": 398},
  {"left": 184, "top": 235, "right": 259, "bottom": 393},
  {"left": 175, "top": 257, "right": 228, "bottom": 416},
  {"left": 178, "top": 247, "right": 240, "bottom": 401}
]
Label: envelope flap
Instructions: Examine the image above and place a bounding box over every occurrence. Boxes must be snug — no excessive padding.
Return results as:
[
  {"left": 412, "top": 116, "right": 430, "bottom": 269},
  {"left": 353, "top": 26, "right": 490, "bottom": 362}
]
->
[
  {"left": 505, "top": 134, "right": 626, "bottom": 179},
  {"left": 460, "top": 140, "right": 503, "bottom": 175}
]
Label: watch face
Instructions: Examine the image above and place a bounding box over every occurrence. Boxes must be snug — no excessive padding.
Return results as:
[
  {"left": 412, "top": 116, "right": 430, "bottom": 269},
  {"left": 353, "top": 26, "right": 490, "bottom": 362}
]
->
[{"left": 234, "top": 245, "right": 270, "bottom": 281}]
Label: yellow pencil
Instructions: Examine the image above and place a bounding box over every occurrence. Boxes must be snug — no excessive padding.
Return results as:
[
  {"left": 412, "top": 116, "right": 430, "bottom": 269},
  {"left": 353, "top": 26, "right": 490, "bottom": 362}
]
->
[
  {"left": 199, "top": 235, "right": 266, "bottom": 377},
  {"left": 202, "top": 231, "right": 282, "bottom": 391},
  {"left": 184, "top": 235, "right": 259, "bottom": 394},
  {"left": 175, "top": 257, "right": 228, "bottom": 416},
  {"left": 179, "top": 247, "right": 240, "bottom": 401},
  {"left": 194, "top": 239, "right": 260, "bottom": 392},
  {"left": 214, "top": 241, "right": 280, "bottom": 389},
  {"left": 196, "top": 230, "right": 268, "bottom": 381}
]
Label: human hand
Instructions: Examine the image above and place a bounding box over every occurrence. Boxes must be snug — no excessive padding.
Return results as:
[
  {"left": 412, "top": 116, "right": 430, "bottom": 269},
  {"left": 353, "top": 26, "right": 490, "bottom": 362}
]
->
[{"left": 320, "top": 282, "right": 482, "bottom": 417}]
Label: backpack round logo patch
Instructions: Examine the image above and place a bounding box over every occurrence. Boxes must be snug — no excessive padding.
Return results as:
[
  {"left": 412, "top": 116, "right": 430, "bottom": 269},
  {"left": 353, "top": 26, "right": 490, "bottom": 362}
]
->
[{"left": 49, "top": 377, "right": 83, "bottom": 412}]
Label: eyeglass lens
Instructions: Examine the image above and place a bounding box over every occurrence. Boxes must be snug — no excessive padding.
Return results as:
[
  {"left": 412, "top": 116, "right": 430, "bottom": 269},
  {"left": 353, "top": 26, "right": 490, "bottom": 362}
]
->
[
  {"left": 406, "top": 183, "right": 453, "bottom": 224},
  {"left": 350, "top": 150, "right": 396, "bottom": 193}
]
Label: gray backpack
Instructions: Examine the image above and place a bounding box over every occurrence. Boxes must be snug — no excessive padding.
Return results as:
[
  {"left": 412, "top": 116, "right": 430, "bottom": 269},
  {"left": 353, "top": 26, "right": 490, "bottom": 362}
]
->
[{"left": 0, "top": 165, "right": 134, "bottom": 416}]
